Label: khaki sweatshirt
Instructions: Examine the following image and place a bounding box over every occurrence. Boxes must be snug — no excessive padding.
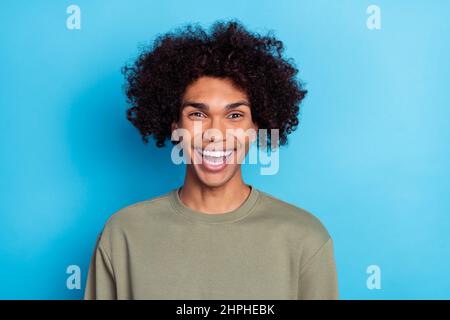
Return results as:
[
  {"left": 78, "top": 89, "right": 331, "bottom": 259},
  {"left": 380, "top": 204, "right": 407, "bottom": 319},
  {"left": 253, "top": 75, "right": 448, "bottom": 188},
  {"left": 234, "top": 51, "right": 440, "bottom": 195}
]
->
[{"left": 84, "top": 185, "right": 338, "bottom": 299}]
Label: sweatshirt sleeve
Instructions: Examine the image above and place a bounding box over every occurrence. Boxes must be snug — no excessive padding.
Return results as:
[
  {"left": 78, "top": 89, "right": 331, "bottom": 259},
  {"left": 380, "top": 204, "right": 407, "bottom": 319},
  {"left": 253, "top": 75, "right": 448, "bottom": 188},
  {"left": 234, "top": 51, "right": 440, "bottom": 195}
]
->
[
  {"left": 298, "top": 237, "right": 339, "bottom": 300},
  {"left": 84, "top": 234, "right": 117, "bottom": 300}
]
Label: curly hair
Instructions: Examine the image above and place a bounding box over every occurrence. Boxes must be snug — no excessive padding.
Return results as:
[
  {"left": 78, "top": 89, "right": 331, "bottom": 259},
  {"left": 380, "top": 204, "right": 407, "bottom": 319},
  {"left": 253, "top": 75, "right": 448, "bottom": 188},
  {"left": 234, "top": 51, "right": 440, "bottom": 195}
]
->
[{"left": 122, "top": 19, "right": 307, "bottom": 149}]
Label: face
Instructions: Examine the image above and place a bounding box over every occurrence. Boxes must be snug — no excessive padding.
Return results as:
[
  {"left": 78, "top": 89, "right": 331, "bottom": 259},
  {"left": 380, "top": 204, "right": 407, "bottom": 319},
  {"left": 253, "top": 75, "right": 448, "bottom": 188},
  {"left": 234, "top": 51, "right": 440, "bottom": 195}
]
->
[{"left": 172, "top": 76, "right": 258, "bottom": 188}]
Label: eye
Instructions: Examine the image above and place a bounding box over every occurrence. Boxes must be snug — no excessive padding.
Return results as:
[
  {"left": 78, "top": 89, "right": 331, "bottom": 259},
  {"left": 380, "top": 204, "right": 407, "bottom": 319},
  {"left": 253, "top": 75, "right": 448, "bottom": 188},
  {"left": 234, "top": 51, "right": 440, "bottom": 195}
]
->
[
  {"left": 228, "top": 113, "right": 243, "bottom": 119},
  {"left": 189, "top": 111, "right": 206, "bottom": 119}
]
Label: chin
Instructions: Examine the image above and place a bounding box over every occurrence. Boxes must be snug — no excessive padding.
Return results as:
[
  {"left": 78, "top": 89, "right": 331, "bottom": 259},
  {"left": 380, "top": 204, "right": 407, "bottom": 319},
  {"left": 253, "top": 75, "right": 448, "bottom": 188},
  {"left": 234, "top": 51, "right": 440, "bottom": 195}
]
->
[{"left": 192, "top": 164, "right": 238, "bottom": 188}]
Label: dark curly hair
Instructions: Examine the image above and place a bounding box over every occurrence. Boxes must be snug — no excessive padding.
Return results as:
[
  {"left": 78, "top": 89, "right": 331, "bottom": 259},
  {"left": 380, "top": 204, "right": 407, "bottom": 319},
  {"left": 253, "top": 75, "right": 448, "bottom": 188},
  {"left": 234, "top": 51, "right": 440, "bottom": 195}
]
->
[{"left": 122, "top": 19, "right": 307, "bottom": 149}]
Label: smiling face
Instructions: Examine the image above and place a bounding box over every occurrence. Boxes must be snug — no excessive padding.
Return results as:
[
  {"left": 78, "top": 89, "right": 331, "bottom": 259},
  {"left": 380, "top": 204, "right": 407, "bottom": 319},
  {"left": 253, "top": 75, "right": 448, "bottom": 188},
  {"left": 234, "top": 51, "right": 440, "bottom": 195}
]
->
[{"left": 172, "top": 76, "right": 258, "bottom": 188}]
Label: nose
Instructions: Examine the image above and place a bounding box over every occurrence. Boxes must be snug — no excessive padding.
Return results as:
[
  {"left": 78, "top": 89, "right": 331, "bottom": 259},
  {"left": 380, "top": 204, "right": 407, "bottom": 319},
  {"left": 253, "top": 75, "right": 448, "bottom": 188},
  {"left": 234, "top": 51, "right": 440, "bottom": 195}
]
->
[{"left": 203, "top": 116, "right": 226, "bottom": 143}]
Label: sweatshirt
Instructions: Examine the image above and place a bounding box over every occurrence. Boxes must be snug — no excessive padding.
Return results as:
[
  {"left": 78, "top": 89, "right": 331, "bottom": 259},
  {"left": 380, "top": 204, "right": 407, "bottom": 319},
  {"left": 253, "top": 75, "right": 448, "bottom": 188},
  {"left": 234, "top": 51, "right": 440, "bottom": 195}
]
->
[{"left": 84, "top": 185, "right": 338, "bottom": 299}]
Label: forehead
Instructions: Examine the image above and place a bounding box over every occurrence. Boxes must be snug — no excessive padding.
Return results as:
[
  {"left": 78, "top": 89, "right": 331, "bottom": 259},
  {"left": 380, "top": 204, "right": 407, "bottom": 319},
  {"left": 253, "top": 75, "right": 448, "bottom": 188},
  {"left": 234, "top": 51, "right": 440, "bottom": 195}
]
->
[{"left": 182, "top": 76, "right": 248, "bottom": 101}]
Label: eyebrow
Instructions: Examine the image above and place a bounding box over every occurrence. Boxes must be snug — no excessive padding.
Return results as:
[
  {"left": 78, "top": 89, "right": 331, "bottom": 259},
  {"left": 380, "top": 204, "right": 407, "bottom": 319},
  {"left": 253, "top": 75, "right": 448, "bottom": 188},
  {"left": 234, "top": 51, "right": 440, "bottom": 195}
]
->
[{"left": 181, "top": 100, "right": 250, "bottom": 111}]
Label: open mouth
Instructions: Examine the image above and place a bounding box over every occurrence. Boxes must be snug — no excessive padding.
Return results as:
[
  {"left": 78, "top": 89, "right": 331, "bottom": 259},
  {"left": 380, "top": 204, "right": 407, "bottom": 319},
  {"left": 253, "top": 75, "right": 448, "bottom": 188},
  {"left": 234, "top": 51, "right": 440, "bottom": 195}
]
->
[{"left": 193, "top": 148, "right": 235, "bottom": 172}]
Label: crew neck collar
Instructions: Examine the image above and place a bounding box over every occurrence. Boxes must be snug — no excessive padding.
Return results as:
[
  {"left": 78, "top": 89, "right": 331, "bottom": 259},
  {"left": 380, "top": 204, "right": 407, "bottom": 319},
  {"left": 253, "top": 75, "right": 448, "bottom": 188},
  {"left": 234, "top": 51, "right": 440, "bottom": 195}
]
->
[{"left": 168, "top": 185, "right": 260, "bottom": 224}]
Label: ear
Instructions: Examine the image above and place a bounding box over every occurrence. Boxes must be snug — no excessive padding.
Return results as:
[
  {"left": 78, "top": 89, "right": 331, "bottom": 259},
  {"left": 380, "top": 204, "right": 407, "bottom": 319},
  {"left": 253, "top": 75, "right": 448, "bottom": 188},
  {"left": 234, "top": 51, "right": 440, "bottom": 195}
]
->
[{"left": 171, "top": 122, "right": 178, "bottom": 133}]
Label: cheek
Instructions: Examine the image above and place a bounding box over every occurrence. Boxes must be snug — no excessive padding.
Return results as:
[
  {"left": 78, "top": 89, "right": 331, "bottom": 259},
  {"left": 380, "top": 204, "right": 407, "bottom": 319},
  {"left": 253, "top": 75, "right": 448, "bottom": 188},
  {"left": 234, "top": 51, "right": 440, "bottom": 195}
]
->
[
  {"left": 224, "top": 136, "right": 249, "bottom": 165},
  {"left": 233, "top": 127, "right": 256, "bottom": 149},
  {"left": 177, "top": 123, "right": 202, "bottom": 146}
]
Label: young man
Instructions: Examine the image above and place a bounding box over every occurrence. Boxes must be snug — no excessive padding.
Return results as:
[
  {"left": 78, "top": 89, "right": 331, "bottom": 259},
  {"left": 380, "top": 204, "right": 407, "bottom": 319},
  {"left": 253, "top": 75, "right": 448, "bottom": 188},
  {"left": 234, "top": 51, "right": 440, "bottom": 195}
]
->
[{"left": 84, "top": 20, "right": 338, "bottom": 299}]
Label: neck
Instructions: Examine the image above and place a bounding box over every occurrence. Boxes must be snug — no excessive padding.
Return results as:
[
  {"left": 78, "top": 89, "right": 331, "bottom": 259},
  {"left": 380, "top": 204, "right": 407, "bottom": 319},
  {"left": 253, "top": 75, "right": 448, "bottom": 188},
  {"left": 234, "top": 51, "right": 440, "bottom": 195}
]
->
[{"left": 179, "top": 166, "right": 251, "bottom": 214}]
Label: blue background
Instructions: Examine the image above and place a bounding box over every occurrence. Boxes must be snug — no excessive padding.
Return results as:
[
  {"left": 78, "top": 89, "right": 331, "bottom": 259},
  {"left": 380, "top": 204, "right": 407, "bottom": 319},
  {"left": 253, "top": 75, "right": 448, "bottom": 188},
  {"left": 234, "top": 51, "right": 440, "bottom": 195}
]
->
[{"left": 1, "top": 0, "right": 449, "bottom": 299}]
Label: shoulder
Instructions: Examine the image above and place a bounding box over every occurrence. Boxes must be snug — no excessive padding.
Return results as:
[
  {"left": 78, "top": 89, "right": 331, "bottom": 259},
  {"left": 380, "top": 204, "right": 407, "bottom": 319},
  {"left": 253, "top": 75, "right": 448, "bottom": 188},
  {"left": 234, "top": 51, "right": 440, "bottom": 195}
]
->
[
  {"left": 96, "top": 190, "right": 172, "bottom": 247},
  {"left": 256, "top": 190, "right": 331, "bottom": 246}
]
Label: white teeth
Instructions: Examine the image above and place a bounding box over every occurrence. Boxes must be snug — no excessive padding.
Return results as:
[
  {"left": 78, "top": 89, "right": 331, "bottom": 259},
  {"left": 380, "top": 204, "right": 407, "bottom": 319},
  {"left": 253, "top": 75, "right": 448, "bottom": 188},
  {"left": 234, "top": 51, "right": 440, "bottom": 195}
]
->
[
  {"left": 204, "top": 156, "right": 224, "bottom": 165},
  {"left": 198, "top": 149, "right": 233, "bottom": 158}
]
